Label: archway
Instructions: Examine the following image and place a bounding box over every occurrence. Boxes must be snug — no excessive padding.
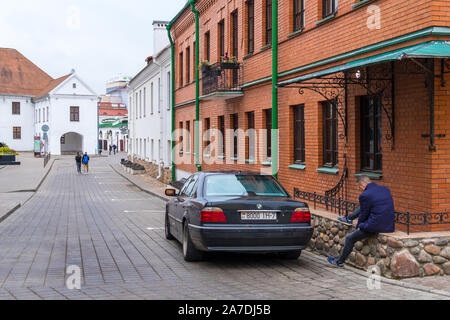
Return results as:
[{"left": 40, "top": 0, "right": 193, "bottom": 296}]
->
[{"left": 60, "top": 132, "right": 83, "bottom": 155}]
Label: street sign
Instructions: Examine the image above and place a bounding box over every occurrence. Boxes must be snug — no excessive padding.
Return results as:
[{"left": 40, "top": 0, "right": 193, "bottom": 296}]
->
[{"left": 42, "top": 125, "right": 49, "bottom": 132}]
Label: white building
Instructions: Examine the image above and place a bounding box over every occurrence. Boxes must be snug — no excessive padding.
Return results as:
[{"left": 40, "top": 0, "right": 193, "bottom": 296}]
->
[
  {"left": 0, "top": 48, "right": 98, "bottom": 155},
  {"left": 128, "top": 21, "right": 172, "bottom": 177}
]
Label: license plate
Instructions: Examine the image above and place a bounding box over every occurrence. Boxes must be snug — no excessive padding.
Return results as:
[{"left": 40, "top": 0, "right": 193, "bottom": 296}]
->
[{"left": 241, "top": 211, "right": 277, "bottom": 221}]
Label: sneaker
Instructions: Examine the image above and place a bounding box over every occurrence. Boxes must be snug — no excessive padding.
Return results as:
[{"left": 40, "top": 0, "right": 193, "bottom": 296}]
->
[
  {"left": 327, "top": 257, "right": 344, "bottom": 268},
  {"left": 338, "top": 216, "right": 353, "bottom": 226}
]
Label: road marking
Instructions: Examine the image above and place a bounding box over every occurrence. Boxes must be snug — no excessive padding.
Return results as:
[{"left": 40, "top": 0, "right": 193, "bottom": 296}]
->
[{"left": 146, "top": 227, "right": 164, "bottom": 230}]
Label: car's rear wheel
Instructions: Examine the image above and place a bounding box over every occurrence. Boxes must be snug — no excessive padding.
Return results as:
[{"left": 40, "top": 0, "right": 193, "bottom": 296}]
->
[
  {"left": 278, "top": 250, "right": 302, "bottom": 260},
  {"left": 165, "top": 213, "right": 175, "bottom": 240},
  {"left": 182, "top": 222, "right": 203, "bottom": 262}
]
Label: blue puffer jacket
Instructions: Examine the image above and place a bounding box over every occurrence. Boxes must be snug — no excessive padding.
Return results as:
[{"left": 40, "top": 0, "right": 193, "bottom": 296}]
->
[{"left": 357, "top": 183, "right": 395, "bottom": 233}]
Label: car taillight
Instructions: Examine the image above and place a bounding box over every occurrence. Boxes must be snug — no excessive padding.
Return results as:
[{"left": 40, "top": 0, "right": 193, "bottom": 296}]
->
[
  {"left": 201, "top": 207, "right": 227, "bottom": 222},
  {"left": 291, "top": 207, "right": 311, "bottom": 222}
]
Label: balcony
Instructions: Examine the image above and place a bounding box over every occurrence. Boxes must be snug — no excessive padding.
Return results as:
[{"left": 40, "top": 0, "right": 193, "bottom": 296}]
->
[{"left": 200, "top": 62, "right": 244, "bottom": 100}]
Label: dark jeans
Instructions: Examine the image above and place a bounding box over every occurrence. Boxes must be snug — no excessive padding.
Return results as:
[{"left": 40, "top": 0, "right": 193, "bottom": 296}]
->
[
  {"left": 76, "top": 162, "right": 81, "bottom": 173},
  {"left": 338, "top": 229, "right": 375, "bottom": 263}
]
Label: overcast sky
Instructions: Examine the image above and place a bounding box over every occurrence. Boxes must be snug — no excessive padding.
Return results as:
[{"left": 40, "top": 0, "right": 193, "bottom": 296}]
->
[{"left": 0, "top": 0, "right": 187, "bottom": 94}]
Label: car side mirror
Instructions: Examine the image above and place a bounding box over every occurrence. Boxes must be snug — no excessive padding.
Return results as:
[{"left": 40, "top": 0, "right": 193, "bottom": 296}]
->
[{"left": 165, "top": 188, "right": 178, "bottom": 197}]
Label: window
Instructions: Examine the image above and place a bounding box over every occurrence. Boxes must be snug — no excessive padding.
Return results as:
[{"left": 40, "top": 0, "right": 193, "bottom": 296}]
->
[
  {"left": 186, "top": 46, "right": 191, "bottom": 83},
  {"left": 139, "top": 90, "right": 142, "bottom": 118},
  {"left": 218, "top": 115, "right": 225, "bottom": 156},
  {"left": 143, "top": 87, "right": 146, "bottom": 117},
  {"left": 293, "top": 105, "right": 306, "bottom": 164},
  {"left": 179, "top": 122, "right": 184, "bottom": 153},
  {"left": 158, "top": 78, "right": 161, "bottom": 113},
  {"left": 322, "top": 0, "right": 337, "bottom": 19},
  {"left": 204, "top": 31, "right": 210, "bottom": 62},
  {"left": 265, "top": 109, "right": 272, "bottom": 159},
  {"left": 293, "top": 0, "right": 305, "bottom": 32},
  {"left": 205, "top": 174, "right": 288, "bottom": 197},
  {"left": 12, "top": 102, "right": 20, "bottom": 115},
  {"left": 265, "top": 0, "right": 272, "bottom": 45},
  {"left": 186, "top": 121, "right": 191, "bottom": 152},
  {"left": 231, "top": 10, "right": 239, "bottom": 58},
  {"left": 361, "top": 96, "right": 382, "bottom": 171},
  {"left": 247, "top": 0, "right": 255, "bottom": 54},
  {"left": 46, "top": 107, "right": 49, "bottom": 122},
  {"left": 135, "top": 93, "right": 138, "bottom": 119},
  {"left": 73, "top": 83, "right": 76, "bottom": 89},
  {"left": 167, "top": 72, "right": 171, "bottom": 110},
  {"left": 231, "top": 113, "right": 239, "bottom": 159},
  {"left": 322, "top": 101, "right": 338, "bottom": 167},
  {"left": 13, "top": 127, "right": 21, "bottom": 140},
  {"left": 70, "top": 106, "right": 80, "bottom": 122},
  {"left": 218, "top": 20, "right": 225, "bottom": 59},
  {"left": 179, "top": 51, "right": 184, "bottom": 86},
  {"left": 204, "top": 118, "right": 211, "bottom": 154},
  {"left": 39, "top": 109, "right": 41, "bottom": 123},
  {"left": 246, "top": 111, "right": 255, "bottom": 160},
  {"left": 192, "top": 42, "right": 196, "bottom": 80},
  {"left": 151, "top": 83, "right": 154, "bottom": 114}
]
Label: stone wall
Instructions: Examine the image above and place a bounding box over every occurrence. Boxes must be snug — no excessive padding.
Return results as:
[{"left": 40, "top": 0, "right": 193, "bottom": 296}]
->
[
  {"left": 309, "top": 213, "right": 450, "bottom": 279},
  {"left": 128, "top": 157, "right": 172, "bottom": 185}
]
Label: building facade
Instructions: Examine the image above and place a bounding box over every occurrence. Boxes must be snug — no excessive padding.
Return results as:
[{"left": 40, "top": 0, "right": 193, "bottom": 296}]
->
[
  {"left": 0, "top": 48, "right": 98, "bottom": 155},
  {"left": 99, "top": 78, "right": 130, "bottom": 152},
  {"left": 168, "top": 0, "right": 450, "bottom": 232},
  {"left": 128, "top": 21, "right": 173, "bottom": 183}
]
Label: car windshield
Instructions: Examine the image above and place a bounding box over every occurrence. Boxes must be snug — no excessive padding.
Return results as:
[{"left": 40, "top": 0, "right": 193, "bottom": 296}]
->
[{"left": 204, "top": 174, "right": 288, "bottom": 197}]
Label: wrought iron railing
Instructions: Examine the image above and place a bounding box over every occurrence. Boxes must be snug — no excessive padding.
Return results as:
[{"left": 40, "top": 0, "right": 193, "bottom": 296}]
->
[
  {"left": 201, "top": 62, "right": 244, "bottom": 96},
  {"left": 293, "top": 188, "right": 450, "bottom": 235}
]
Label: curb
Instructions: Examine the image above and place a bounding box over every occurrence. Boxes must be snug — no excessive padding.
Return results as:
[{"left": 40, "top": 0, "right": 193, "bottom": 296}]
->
[
  {"left": 109, "top": 164, "right": 169, "bottom": 203},
  {"left": 304, "top": 250, "right": 450, "bottom": 298},
  {"left": 0, "top": 204, "right": 21, "bottom": 224}
]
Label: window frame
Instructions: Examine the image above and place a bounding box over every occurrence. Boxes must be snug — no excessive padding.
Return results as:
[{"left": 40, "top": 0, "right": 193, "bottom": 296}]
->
[
  {"left": 232, "top": 113, "right": 239, "bottom": 159},
  {"left": 293, "top": 104, "right": 306, "bottom": 164},
  {"left": 247, "top": 0, "right": 255, "bottom": 54},
  {"left": 360, "top": 95, "right": 383, "bottom": 172},
  {"left": 13, "top": 126, "right": 21, "bottom": 140},
  {"left": 70, "top": 106, "right": 80, "bottom": 122},
  {"left": 265, "top": 0, "right": 272, "bottom": 45},
  {"left": 322, "top": 101, "right": 338, "bottom": 168},
  {"left": 12, "top": 102, "right": 20, "bottom": 115},
  {"left": 293, "top": 0, "right": 305, "bottom": 32},
  {"left": 265, "top": 109, "right": 272, "bottom": 159},
  {"left": 204, "top": 31, "right": 211, "bottom": 62},
  {"left": 322, "top": 0, "right": 337, "bottom": 19},
  {"left": 218, "top": 20, "right": 225, "bottom": 59}
]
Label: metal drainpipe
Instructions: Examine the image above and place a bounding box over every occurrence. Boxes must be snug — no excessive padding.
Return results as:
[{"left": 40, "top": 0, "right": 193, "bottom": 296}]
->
[
  {"left": 189, "top": 0, "right": 201, "bottom": 172},
  {"left": 271, "top": 0, "right": 279, "bottom": 178},
  {"left": 166, "top": 24, "right": 176, "bottom": 181}
]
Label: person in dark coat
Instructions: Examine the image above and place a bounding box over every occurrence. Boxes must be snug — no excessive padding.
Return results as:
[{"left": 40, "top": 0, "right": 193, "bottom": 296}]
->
[
  {"left": 109, "top": 145, "right": 112, "bottom": 155},
  {"left": 328, "top": 175, "right": 395, "bottom": 267},
  {"left": 75, "top": 152, "right": 82, "bottom": 174}
]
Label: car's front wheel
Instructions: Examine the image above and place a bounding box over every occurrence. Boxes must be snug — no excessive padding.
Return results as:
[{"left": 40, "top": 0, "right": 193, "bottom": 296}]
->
[
  {"left": 278, "top": 250, "right": 302, "bottom": 260},
  {"left": 182, "top": 222, "right": 203, "bottom": 262},
  {"left": 165, "top": 213, "right": 175, "bottom": 240}
]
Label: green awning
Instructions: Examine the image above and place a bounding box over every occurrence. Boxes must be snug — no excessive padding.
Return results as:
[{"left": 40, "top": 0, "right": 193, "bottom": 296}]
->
[{"left": 278, "top": 41, "right": 450, "bottom": 87}]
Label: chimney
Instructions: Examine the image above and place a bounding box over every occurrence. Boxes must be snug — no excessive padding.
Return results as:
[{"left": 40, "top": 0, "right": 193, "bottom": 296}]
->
[{"left": 152, "top": 21, "right": 170, "bottom": 56}]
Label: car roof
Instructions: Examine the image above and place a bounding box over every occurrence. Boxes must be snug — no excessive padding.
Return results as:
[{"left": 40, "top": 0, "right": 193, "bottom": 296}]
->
[{"left": 200, "top": 171, "right": 272, "bottom": 176}]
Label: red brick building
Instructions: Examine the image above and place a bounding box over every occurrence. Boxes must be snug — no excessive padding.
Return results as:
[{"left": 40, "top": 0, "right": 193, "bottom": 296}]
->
[{"left": 167, "top": 0, "right": 450, "bottom": 232}]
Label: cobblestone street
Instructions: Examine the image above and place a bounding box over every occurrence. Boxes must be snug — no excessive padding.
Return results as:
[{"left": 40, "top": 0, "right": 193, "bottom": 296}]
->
[{"left": 0, "top": 157, "right": 447, "bottom": 300}]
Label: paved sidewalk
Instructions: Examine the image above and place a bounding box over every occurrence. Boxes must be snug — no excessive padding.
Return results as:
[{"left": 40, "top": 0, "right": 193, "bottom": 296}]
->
[{"left": 0, "top": 152, "right": 55, "bottom": 221}]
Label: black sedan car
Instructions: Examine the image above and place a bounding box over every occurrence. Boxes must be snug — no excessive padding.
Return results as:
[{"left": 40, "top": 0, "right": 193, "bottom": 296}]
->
[{"left": 165, "top": 171, "right": 314, "bottom": 261}]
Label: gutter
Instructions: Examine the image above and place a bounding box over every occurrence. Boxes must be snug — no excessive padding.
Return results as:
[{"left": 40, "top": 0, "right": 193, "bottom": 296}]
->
[
  {"left": 271, "top": 0, "right": 278, "bottom": 178},
  {"left": 189, "top": 0, "right": 201, "bottom": 172},
  {"left": 166, "top": 23, "right": 176, "bottom": 181}
]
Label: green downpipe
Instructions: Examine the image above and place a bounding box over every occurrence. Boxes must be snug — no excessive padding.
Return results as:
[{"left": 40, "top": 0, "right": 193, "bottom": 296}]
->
[
  {"left": 271, "top": 0, "right": 279, "bottom": 178},
  {"left": 166, "top": 23, "right": 176, "bottom": 181},
  {"left": 190, "top": 0, "right": 201, "bottom": 172}
]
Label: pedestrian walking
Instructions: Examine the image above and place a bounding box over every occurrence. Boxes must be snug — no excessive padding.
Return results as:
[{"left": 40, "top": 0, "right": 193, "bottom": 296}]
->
[
  {"left": 75, "top": 152, "right": 82, "bottom": 174},
  {"left": 113, "top": 144, "right": 117, "bottom": 155},
  {"left": 109, "top": 145, "right": 112, "bottom": 155},
  {"left": 328, "top": 175, "right": 395, "bottom": 267},
  {"left": 82, "top": 152, "right": 90, "bottom": 173}
]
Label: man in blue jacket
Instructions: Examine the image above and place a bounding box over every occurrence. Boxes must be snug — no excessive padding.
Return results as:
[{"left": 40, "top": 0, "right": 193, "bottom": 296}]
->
[{"left": 328, "top": 175, "right": 395, "bottom": 267}]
